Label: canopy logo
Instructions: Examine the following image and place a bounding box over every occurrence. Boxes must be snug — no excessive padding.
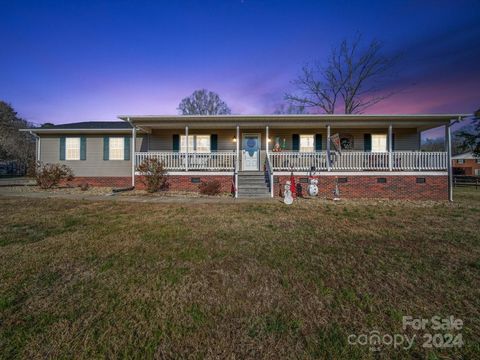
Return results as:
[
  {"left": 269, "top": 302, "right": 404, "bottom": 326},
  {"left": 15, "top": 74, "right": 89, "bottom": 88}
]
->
[{"left": 348, "top": 316, "right": 464, "bottom": 352}]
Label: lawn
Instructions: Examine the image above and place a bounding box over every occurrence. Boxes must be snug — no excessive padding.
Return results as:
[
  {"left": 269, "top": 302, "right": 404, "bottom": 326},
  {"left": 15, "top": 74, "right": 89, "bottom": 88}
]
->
[{"left": 0, "top": 189, "right": 479, "bottom": 359}]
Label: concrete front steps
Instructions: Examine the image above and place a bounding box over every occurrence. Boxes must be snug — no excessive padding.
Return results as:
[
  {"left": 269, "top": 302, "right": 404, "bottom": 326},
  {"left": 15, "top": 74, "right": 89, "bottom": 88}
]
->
[{"left": 237, "top": 171, "right": 271, "bottom": 199}]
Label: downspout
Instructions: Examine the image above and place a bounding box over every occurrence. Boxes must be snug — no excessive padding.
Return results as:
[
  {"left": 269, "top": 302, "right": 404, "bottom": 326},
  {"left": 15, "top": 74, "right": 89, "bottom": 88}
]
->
[
  {"left": 29, "top": 130, "right": 41, "bottom": 163},
  {"left": 445, "top": 116, "right": 462, "bottom": 202},
  {"left": 126, "top": 117, "right": 136, "bottom": 187}
]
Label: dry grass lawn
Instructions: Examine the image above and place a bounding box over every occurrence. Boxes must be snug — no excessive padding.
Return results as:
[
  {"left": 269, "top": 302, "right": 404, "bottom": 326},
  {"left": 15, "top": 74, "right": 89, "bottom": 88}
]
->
[{"left": 0, "top": 188, "right": 479, "bottom": 359}]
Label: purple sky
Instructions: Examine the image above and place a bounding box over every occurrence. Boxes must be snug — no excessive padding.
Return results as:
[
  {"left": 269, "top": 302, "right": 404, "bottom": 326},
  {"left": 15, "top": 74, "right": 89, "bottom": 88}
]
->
[{"left": 1, "top": 0, "right": 479, "bottom": 138}]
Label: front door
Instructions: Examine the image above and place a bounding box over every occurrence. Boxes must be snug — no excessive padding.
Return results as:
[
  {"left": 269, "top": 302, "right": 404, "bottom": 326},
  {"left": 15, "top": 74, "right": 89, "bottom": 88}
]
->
[{"left": 242, "top": 134, "right": 260, "bottom": 171}]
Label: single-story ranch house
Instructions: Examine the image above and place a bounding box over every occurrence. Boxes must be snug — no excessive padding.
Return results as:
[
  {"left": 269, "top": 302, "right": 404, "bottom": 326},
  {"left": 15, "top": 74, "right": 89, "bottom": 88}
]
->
[{"left": 23, "top": 114, "right": 467, "bottom": 200}]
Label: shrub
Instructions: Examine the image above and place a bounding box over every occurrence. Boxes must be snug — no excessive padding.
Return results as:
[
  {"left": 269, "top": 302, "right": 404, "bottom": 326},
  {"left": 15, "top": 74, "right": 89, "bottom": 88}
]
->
[
  {"left": 79, "top": 182, "right": 89, "bottom": 191},
  {"left": 137, "top": 158, "right": 168, "bottom": 193},
  {"left": 199, "top": 179, "right": 221, "bottom": 195},
  {"left": 35, "top": 162, "right": 74, "bottom": 189}
]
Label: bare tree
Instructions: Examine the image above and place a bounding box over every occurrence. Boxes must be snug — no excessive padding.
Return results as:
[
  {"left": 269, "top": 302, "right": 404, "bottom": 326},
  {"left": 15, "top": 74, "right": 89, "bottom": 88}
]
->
[
  {"left": 286, "top": 33, "right": 398, "bottom": 114},
  {"left": 273, "top": 103, "right": 308, "bottom": 114},
  {"left": 178, "top": 89, "right": 231, "bottom": 115},
  {"left": 458, "top": 108, "right": 480, "bottom": 157}
]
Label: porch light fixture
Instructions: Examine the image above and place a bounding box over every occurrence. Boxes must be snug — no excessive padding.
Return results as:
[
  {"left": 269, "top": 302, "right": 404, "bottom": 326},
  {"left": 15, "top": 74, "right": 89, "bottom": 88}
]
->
[{"left": 233, "top": 136, "right": 237, "bottom": 142}]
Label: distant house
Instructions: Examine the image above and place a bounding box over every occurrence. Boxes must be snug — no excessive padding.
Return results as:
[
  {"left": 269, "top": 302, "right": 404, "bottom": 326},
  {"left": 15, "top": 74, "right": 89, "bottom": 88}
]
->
[
  {"left": 21, "top": 114, "right": 466, "bottom": 200},
  {"left": 452, "top": 152, "right": 480, "bottom": 176}
]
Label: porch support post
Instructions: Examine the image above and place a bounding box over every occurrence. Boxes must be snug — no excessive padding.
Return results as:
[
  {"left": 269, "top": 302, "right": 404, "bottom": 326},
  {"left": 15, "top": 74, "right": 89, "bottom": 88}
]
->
[
  {"left": 446, "top": 121, "right": 453, "bottom": 202},
  {"left": 326, "top": 124, "right": 331, "bottom": 171},
  {"left": 265, "top": 125, "right": 269, "bottom": 156},
  {"left": 235, "top": 125, "right": 239, "bottom": 198},
  {"left": 388, "top": 124, "right": 393, "bottom": 171},
  {"left": 185, "top": 125, "right": 189, "bottom": 172},
  {"left": 131, "top": 121, "right": 136, "bottom": 187}
]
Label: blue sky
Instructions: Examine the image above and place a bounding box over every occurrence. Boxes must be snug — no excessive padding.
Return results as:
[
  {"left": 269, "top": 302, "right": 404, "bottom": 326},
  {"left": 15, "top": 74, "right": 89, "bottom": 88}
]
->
[{"left": 1, "top": 0, "right": 479, "bottom": 135}]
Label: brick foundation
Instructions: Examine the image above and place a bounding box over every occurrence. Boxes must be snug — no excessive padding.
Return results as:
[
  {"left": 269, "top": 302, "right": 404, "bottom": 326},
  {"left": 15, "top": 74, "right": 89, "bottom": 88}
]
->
[
  {"left": 64, "top": 174, "right": 447, "bottom": 200},
  {"left": 135, "top": 175, "right": 233, "bottom": 192},
  {"left": 274, "top": 175, "right": 448, "bottom": 200},
  {"left": 65, "top": 175, "right": 234, "bottom": 193}
]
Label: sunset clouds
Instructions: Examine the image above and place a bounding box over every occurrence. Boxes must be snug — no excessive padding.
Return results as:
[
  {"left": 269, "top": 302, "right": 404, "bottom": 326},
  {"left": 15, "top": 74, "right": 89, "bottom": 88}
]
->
[{"left": 0, "top": 1, "right": 478, "bottom": 126}]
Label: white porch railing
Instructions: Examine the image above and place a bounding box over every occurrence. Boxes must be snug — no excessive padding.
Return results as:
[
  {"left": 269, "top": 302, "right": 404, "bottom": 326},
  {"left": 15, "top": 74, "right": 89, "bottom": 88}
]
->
[
  {"left": 269, "top": 152, "right": 329, "bottom": 171},
  {"left": 269, "top": 151, "right": 447, "bottom": 171},
  {"left": 392, "top": 151, "right": 447, "bottom": 170},
  {"left": 135, "top": 151, "right": 236, "bottom": 171}
]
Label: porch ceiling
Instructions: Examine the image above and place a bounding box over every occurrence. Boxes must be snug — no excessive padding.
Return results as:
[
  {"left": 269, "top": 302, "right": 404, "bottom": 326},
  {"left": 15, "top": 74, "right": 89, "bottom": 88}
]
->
[{"left": 119, "top": 114, "right": 468, "bottom": 131}]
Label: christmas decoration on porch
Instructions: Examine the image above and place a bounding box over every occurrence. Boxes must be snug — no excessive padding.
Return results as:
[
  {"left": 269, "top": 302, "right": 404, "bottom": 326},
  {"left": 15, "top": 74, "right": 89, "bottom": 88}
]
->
[
  {"left": 307, "top": 166, "right": 319, "bottom": 197},
  {"left": 283, "top": 181, "right": 293, "bottom": 205},
  {"left": 296, "top": 183, "right": 303, "bottom": 198},
  {"left": 290, "top": 172, "right": 297, "bottom": 198},
  {"left": 273, "top": 136, "right": 281, "bottom": 152},
  {"left": 307, "top": 178, "right": 318, "bottom": 196}
]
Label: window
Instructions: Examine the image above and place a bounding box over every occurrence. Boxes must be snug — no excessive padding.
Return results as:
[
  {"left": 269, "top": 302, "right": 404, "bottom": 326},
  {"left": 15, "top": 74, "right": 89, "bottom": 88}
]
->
[
  {"left": 416, "top": 178, "right": 426, "bottom": 184},
  {"left": 475, "top": 169, "right": 480, "bottom": 176},
  {"left": 109, "top": 137, "right": 125, "bottom": 160},
  {"left": 195, "top": 135, "right": 211, "bottom": 153},
  {"left": 65, "top": 137, "right": 80, "bottom": 160},
  {"left": 180, "top": 135, "right": 210, "bottom": 153},
  {"left": 476, "top": 159, "right": 480, "bottom": 164},
  {"left": 377, "top": 178, "right": 387, "bottom": 183},
  {"left": 371, "top": 134, "right": 387, "bottom": 152},
  {"left": 457, "top": 159, "right": 465, "bottom": 164},
  {"left": 300, "top": 135, "right": 314, "bottom": 152}
]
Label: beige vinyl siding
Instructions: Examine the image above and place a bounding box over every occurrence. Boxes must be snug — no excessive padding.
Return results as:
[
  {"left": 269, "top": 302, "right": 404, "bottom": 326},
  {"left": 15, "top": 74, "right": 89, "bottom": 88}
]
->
[
  {"left": 40, "top": 135, "right": 144, "bottom": 177},
  {"left": 148, "top": 129, "right": 238, "bottom": 151},
  {"left": 269, "top": 128, "right": 419, "bottom": 151}
]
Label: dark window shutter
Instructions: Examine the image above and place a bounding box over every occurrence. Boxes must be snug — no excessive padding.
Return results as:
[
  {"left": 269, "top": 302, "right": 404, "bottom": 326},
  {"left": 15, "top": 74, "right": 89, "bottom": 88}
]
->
[
  {"left": 103, "top": 136, "right": 109, "bottom": 160},
  {"left": 80, "top": 136, "right": 86, "bottom": 160},
  {"left": 364, "top": 134, "right": 372, "bottom": 152},
  {"left": 210, "top": 134, "right": 218, "bottom": 152},
  {"left": 315, "top": 134, "right": 322, "bottom": 152},
  {"left": 173, "top": 134, "right": 180, "bottom": 152},
  {"left": 292, "top": 134, "right": 300, "bottom": 151},
  {"left": 59, "top": 136, "right": 66, "bottom": 160},
  {"left": 391, "top": 133, "right": 395, "bottom": 151},
  {"left": 124, "top": 136, "right": 130, "bottom": 160}
]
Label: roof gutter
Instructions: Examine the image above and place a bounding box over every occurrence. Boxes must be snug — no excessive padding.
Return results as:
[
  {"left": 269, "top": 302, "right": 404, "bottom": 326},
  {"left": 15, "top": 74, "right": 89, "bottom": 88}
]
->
[{"left": 125, "top": 117, "right": 151, "bottom": 134}]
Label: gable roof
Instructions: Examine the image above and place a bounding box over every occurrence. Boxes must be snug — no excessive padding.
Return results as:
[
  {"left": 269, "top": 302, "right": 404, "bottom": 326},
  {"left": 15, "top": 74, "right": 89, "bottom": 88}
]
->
[
  {"left": 20, "top": 121, "right": 134, "bottom": 135},
  {"left": 41, "top": 121, "right": 131, "bottom": 129}
]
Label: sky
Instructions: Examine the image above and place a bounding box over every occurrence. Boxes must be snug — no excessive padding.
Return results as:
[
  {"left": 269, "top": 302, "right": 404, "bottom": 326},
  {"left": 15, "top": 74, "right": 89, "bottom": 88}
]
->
[{"left": 1, "top": 0, "right": 479, "bottom": 137}]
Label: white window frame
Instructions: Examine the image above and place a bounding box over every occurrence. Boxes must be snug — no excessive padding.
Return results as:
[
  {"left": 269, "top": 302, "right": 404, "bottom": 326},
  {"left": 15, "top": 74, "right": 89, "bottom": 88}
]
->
[
  {"left": 371, "top": 134, "right": 388, "bottom": 153},
  {"left": 457, "top": 159, "right": 465, "bottom": 164},
  {"left": 109, "top": 137, "right": 125, "bottom": 160},
  {"left": 300, "top": 135, "right": 314, "bottom": 152},
  {"left": 65, "top": 137, "right": 81, "bottom": 161},
  {"left": 180, "top": 135, "right": 210, "bottom": 153}
]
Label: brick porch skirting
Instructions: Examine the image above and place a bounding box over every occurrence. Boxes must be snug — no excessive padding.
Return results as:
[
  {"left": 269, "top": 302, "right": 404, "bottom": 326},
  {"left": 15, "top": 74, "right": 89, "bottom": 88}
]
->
[
  {"left": 136, "top": 175, "right": 233, "bottom": 192},
  {"left": 273, "top": 175, "right": 448, "bottom": 200},
  {"left": 65, "top": 175, "right": 234, "bottom": 193}
]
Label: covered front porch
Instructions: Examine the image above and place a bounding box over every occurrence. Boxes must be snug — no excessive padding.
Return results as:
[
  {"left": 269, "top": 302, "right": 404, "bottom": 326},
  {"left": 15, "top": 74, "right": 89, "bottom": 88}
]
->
[{"left": 122, "top": 114, "right": 456, "bottom": 197}]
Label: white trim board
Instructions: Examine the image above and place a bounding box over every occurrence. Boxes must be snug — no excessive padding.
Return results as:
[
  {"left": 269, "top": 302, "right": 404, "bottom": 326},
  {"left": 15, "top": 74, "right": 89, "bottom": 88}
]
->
[
  {"left": 135, "top": 171, "right": 446, "bottom": 176},
  {"left": 135, "top": 171, "right": 234, "bottom": 176},
  {"left": 274, "top": 171, "right": 448, "bottom": 176}
]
